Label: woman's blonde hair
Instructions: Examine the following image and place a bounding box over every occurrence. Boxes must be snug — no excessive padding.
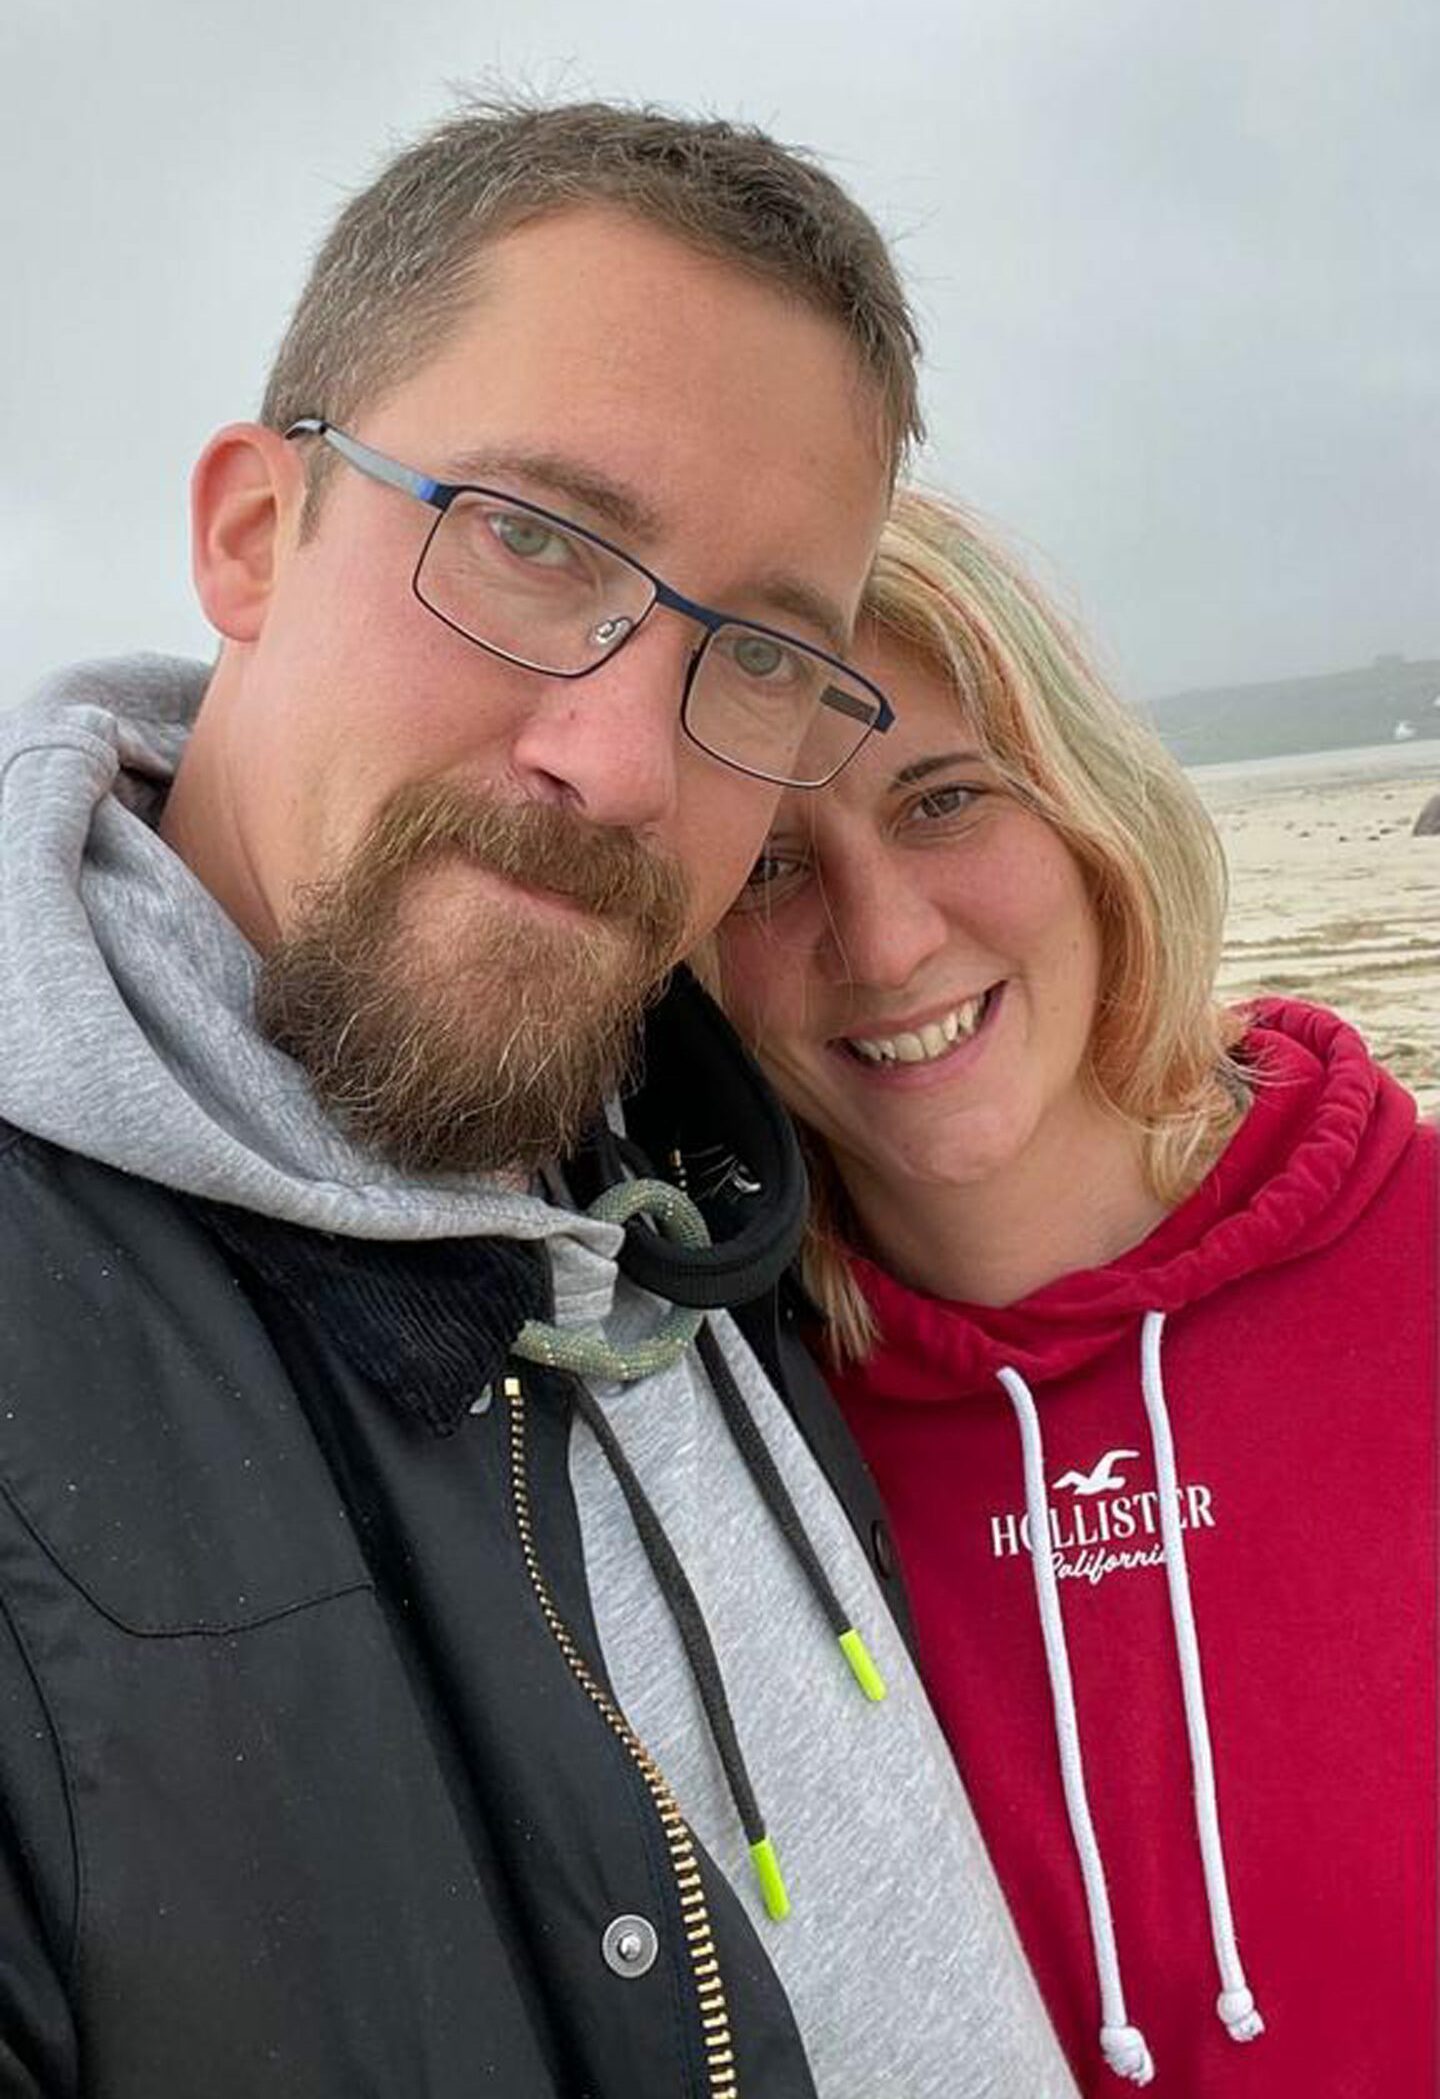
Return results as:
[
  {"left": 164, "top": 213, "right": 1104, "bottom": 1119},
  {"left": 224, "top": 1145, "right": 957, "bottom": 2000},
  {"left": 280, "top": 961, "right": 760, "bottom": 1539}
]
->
[{"left": 747, "top": 488, "right": 1247, "bottom": 1361}]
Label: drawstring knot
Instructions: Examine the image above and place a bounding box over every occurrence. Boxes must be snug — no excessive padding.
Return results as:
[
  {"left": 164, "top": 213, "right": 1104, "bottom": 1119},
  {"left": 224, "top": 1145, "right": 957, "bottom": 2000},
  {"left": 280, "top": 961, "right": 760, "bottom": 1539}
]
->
[
  {"left": 514, "top": 1178, "right": 708, "bottom": 1381},
  {"left": 1099, "top": 2025, "right": 1155, "bottom": 2084},
  {"left": 1217, "top": 1986, "right": 1265, "bottom": 2041}
]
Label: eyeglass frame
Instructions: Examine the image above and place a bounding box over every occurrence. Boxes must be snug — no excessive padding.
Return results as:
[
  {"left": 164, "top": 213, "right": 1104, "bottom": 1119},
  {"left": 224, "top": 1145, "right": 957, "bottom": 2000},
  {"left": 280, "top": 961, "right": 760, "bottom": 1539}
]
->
[{"left": 284, "top": 416, "right": 895, "bottom": 788}]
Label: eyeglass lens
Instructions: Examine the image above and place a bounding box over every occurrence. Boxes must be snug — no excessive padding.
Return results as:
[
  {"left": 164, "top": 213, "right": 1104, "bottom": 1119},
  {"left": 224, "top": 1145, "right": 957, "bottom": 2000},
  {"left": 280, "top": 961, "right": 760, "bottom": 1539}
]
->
[{"left": 417, "top": 491, "right": 881, "bottom": 787}]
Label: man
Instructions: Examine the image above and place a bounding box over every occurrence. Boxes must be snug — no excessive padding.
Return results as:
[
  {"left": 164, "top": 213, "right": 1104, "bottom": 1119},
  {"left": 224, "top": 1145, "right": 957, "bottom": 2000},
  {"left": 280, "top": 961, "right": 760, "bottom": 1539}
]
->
[{"left": 0, "top": 103, "right": 1074, "bottom": 2097}]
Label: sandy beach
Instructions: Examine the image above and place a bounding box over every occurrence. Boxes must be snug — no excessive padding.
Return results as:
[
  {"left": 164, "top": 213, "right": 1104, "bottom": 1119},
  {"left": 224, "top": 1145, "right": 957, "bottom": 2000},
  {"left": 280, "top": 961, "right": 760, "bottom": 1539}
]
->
[{"left": 1189, "top": 741, "right": 1439, "bottom": 1115}]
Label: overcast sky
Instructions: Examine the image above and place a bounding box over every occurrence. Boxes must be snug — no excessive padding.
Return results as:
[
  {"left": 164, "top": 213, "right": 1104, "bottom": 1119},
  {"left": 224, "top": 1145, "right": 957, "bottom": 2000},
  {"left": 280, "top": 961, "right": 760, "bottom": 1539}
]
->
[{"left": 2, "top": 0, "right": 1434, "bottom": 706}]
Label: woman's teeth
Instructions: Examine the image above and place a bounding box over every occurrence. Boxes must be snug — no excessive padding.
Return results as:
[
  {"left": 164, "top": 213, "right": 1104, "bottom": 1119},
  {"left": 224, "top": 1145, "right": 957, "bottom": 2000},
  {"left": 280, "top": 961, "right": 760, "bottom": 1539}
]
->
[{"left": 847, "top": 990, "right": 992, "bottom": 1066}]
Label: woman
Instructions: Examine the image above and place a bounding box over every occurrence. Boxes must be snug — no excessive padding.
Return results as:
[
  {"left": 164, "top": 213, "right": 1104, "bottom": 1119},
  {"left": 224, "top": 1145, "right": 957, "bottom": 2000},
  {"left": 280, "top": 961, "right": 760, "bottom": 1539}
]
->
[{"left": 716, "top": 490, "right": 1436, "bottom": 2095}]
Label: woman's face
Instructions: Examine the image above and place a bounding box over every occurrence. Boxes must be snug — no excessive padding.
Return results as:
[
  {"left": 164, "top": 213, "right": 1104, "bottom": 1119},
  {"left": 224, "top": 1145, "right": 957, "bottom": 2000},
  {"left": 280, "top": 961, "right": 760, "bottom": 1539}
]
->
[{"left": 717, "top": 636, "right": 1110, "bottom": 1212}]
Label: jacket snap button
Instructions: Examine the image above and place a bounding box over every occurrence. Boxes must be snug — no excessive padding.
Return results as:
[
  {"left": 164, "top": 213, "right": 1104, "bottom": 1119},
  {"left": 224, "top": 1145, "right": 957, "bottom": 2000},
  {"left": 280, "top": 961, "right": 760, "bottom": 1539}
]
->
[
  {"left": 602, "top": 1914, "right": 659, "bottom": 1978},
  {"left": 871, "top": 1519, "right": 895, "bottom": 1578}
]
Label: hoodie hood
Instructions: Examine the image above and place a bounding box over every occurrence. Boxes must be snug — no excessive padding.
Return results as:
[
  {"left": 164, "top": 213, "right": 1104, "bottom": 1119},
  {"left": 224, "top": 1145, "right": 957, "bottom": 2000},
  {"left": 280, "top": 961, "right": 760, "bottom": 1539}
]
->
[
  {"left": 0, "top": 654, "right": 622, "bottom": 1262},
  {"left": 844, "top": 998, "right": 1420, "bottom": 1400}
]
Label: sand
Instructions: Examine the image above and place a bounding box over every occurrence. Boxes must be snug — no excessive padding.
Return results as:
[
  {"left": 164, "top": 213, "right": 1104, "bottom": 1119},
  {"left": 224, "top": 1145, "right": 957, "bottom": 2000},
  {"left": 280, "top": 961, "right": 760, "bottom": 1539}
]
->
[{"left": 1188, "top": 743, "right": 1439, "bottom": 1115}]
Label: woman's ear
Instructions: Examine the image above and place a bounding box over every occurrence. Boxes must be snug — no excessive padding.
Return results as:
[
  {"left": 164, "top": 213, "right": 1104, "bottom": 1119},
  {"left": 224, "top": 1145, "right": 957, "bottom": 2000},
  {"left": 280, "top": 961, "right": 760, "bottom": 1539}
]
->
[{"left": 190, "top": 422, "right": 303, "bottom": 642}]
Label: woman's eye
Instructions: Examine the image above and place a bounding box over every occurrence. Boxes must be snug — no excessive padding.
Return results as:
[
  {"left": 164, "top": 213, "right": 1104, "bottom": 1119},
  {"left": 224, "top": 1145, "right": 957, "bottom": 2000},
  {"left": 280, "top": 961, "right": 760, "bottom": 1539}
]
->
[
  {"left": 911, "top": 783, "right": 982, "bottom": 824},
  {"left": 736, "top": 843, "right": 808, "bottom": 901},
  {"left": 746, "top": 848, "right": 793, "bottom": 887},
  {"left": 491, "top": 512, "right": 575, "bottom": 567}
]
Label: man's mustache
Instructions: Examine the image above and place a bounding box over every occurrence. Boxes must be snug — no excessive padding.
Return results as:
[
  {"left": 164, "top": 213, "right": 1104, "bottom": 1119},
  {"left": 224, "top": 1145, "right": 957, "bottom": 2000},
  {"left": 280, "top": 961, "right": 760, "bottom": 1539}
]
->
[{"left": 351, "top": 781, "right": 690, "bottom": 944}]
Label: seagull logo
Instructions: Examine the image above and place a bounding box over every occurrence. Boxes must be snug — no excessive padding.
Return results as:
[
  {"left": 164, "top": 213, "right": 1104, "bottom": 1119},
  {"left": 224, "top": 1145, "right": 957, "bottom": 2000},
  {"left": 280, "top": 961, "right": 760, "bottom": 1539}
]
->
[{"left": 1052, "top": 1449, "right": 1141, "bottom": 1496}]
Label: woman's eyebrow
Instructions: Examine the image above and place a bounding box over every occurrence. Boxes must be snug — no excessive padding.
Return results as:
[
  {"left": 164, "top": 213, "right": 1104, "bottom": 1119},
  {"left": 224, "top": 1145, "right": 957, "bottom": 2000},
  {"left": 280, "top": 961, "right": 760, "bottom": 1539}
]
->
[{"left": 889, "top": 749, "right": 987, "bottom": 788}]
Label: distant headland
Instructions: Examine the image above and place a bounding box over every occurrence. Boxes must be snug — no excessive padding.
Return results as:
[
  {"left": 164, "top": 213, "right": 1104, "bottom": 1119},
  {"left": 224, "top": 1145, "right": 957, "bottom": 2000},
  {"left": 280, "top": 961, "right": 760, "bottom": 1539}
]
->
[{"left": 1147, "top": 654, "right": 1440, "bottom": 765}]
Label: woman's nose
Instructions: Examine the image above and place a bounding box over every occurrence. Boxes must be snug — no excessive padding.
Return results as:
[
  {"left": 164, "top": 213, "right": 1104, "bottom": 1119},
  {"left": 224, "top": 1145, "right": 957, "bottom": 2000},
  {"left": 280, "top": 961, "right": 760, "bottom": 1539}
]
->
[{"left": 821, "top": 852, "right": 951, "bottom": 994}]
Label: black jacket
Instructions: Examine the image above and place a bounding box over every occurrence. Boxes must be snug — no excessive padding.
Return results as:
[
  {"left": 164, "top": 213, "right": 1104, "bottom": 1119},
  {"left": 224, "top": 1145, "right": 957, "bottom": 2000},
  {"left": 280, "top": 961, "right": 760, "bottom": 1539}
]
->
[{"left": 0, "top": 978, "right": 907, "bottom": 2099}]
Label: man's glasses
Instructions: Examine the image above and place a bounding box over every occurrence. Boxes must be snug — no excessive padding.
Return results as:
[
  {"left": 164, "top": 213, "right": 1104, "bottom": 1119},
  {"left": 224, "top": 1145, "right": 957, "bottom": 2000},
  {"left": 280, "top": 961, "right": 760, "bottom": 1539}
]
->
[{"left": 285, "top": 418, "right": 893, "bottom": 789}]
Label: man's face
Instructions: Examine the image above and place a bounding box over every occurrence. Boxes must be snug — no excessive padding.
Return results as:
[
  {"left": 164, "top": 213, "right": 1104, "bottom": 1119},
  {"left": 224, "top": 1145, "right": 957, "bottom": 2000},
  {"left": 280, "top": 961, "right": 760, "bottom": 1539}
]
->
[{"left": 192, "top": 206, "right": 892, "bottom": 1171}]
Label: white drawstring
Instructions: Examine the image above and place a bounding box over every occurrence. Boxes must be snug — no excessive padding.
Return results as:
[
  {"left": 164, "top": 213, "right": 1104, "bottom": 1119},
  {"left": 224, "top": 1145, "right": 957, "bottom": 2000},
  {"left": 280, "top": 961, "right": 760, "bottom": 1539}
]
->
[
  {"left": 997, "top": 1366, "right": 1155, "bottom": 2085},
  {"left": 998, "top": 1317, "right": 1265, "bottom": 2088},
  {"left": 1139, "top": 1312, "right": 1265, "bottom": 2046}
]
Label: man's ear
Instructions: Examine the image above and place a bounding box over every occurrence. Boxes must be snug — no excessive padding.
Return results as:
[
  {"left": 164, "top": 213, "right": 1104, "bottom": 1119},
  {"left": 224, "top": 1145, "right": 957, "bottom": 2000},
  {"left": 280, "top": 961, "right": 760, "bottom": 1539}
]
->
[{"left": 190, "top": 423, "right": 304, "bottom": 642}]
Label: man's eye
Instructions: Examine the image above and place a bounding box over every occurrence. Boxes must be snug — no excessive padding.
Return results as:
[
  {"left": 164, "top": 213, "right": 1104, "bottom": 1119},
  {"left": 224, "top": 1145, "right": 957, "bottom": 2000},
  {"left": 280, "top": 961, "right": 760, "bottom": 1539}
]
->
[
  {"left": 728, "top": 631, "right": 807, "bottom": 685},
  {"left": 735, "top": 635, "right": 784, "bottom": 677},
  {"left": 490, "top": 513, "right": 575, "bottom": 567}
]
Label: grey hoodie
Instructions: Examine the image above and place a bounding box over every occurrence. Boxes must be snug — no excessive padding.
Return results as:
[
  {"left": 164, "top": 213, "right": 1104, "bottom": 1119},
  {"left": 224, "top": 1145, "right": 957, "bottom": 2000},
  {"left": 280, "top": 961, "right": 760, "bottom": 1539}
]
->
[{"left": 0, "top": 655, "right": 1077, "bottom": 2099}]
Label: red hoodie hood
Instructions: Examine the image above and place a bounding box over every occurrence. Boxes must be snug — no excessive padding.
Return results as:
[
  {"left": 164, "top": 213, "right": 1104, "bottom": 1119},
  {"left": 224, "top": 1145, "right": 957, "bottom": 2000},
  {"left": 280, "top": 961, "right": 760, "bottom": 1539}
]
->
[{"left": 841, "top": 998, "right": 1420, "bottom": 1402}]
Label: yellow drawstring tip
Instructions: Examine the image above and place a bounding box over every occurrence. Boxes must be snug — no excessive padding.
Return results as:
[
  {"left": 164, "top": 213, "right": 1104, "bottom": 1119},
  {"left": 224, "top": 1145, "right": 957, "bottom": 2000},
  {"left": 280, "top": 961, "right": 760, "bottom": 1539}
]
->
[
  {"left": 839, "top": 1627, "right": 887, "bottom": 1702},
  {"left": 749, "top": 1835, "right": 790, "bottom": 1920}
]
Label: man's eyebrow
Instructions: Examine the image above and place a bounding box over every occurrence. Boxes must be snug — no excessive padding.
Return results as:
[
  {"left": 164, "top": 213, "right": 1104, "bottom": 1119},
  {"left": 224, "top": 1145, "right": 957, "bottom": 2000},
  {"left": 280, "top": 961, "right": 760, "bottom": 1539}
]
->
[
  {"left": 441, "top": 448, "right": 664, "bottom": 541},
  {"left": 747, "top": 575, "right": 850, "bottom": 659},
  {"left": 440, "top": 449, "right": 851, "bottom": 656},
  {"left": 890, "top": 749, "right": 987, "bottom": 788}
]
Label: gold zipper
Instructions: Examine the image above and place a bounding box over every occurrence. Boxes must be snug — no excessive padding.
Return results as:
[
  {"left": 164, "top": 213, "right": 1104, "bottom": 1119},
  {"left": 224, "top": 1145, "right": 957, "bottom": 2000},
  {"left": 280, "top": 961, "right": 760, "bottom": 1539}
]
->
[{"left": 503, "top": 1372, "right": 739, "bottom": 2097}]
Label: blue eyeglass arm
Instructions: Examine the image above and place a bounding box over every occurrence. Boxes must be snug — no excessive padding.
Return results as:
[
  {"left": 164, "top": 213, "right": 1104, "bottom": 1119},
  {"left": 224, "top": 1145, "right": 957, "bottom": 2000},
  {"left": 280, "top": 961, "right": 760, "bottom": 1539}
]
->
[
  {"left": 285, "top": 417, "right": 452, "bottom": 510},
  {"left": 285, "top": 417, "right": 893, "bottom": 738}
]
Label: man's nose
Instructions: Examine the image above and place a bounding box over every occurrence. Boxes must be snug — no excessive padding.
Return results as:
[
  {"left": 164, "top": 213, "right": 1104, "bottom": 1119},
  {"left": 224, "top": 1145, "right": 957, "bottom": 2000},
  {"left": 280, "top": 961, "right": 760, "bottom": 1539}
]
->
[{"left": 509, "top": 617, "right": 694, "bottom": 829}]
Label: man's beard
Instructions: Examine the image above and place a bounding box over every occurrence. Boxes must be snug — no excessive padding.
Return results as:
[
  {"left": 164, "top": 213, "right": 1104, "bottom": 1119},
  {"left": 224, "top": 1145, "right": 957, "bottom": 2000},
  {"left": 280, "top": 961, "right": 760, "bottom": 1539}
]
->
[{"left": 255, "top": 783, "right": 689, "bottom": 1177}]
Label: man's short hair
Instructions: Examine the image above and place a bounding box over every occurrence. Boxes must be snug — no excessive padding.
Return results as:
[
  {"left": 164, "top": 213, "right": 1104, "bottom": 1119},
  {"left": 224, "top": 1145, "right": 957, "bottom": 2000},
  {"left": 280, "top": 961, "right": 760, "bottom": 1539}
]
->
[{"left": 260, "top": 96, "right": 921, "bottom": 514}]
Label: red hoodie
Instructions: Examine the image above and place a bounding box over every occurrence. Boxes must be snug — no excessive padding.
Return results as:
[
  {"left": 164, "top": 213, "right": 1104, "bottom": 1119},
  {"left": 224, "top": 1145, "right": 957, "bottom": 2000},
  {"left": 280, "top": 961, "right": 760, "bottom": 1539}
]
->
[{"left": 830, "top": 1001, "right": 1437, "bottom": 2096}]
